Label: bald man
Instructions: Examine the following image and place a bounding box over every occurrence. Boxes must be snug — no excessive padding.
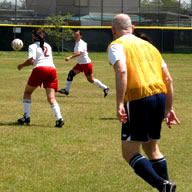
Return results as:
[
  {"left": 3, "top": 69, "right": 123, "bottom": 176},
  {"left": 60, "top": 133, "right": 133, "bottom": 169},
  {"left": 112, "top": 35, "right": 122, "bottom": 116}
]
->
[{"left": 107, "top": 14, "right": 180, "bottom": 192}]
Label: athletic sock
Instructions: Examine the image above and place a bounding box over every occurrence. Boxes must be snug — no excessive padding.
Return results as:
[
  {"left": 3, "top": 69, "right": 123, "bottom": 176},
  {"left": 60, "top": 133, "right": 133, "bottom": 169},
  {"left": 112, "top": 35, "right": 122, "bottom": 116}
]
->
[
  {"left": 93, "top": 79, "right": 108, "bottom": 89},
  {"left": 150, "top": 157, "right": 169, "bottom": 180},
  {"left": 65, "top": 80, "right": 72, "bottom": 92},
  {"left": 23, "top": 99, "right": 31, "bottom": 118},
  {"left": 51, "top": 103, "right": 62, "bottom": 120},
  {"left": 129, "top": 154, "right": 164, "bottom": 190}
]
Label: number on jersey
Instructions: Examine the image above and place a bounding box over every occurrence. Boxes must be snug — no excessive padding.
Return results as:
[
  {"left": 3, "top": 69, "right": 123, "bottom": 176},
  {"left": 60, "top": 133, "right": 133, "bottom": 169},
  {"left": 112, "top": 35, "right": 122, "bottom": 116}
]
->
[{"left": 43, "top": 46, "right": 49, "bottom": 57}]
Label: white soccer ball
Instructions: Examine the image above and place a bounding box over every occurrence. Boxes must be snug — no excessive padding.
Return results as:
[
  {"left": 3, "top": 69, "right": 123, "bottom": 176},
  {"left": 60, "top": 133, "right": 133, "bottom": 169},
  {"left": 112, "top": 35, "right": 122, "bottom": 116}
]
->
[{"left": 11, "top": 39, "right": 23, "bottom": 51}]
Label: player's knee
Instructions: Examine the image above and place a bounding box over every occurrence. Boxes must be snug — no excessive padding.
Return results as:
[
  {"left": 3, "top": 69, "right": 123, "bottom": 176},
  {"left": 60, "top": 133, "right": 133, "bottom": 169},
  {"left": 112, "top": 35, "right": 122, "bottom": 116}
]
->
[
  {"left": 47, "top": 95, "right": 56, "bottom": 105},
  {"left": 86, "top": 75, "right": 94, "bottom": 83},
  {"left": 87, "top": 77, "right": 94, "bottom": 83},
  {"left": 67, "top": 70, "right": 76, "bottom": 81}
]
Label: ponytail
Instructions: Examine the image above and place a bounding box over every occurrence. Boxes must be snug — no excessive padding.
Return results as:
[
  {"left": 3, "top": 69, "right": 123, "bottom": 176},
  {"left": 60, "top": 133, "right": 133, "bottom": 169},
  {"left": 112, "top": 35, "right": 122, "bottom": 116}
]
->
[{"left": 32, "top": 30, "right": 45, "bottom": 52}]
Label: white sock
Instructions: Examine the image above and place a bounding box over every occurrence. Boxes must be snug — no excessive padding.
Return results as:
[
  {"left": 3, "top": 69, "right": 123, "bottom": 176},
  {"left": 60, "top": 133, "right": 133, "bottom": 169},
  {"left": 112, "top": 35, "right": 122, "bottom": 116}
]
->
[
  {"left": 93, "top": 79, "right": 108, "bottom": 89},
  {"left": 65, "top": 80, "right": 72, "bottom": 92},
  {"left": 51, "top": 103, "right": 62, "bottom": 120},
  {"left": 23, "top": 99, "right": 31, "bottom": 118}
]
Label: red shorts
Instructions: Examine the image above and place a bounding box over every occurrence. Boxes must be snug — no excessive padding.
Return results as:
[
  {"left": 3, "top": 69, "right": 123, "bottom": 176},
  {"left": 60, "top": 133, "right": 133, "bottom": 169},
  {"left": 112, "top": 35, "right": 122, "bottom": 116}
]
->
[
  {"left": 28, "top": 66, "right": 58, "bottom": 91},
  {"left": 73, "top": 63, "right": 93, "bottom": 76}
]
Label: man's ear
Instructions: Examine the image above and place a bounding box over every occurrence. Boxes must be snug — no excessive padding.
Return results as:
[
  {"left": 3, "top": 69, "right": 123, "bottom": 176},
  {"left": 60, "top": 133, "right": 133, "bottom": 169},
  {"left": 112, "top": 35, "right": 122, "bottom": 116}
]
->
[
  {"left": 131, "top": 25, "right": 135, "bottom": 33},
  {"left": 112, "top": 27, "right": 116, "bottom": 36}
]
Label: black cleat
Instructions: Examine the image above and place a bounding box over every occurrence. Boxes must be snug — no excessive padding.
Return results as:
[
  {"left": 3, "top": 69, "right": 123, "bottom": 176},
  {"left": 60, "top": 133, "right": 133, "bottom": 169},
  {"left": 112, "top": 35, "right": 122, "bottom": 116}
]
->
[
  {"left": 18, "top": 115, "right": 30, "bottom": 124},
  {"left": 160, "top": 181, "right": 176, "bottom": 192},
  {"left": 55, "top": 118, "right": 64, "bottom": 128},
  {"left": 104, "top": 88, "right": 109, "bottom": 97},
  {"left": 58, "top": 89, "right": 69, "bottom": 95}
]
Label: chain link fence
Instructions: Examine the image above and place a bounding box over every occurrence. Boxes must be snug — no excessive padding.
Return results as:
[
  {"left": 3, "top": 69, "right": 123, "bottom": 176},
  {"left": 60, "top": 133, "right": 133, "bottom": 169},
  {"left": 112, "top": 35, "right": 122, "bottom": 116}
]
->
[{"left": 0, "top": 0, "right": 192, "bottom": 26}]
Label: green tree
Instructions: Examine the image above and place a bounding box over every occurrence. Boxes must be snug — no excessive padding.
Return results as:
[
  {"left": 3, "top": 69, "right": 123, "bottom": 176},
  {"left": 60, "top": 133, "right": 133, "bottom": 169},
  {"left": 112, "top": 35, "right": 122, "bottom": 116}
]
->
[
  {"left": 0, "top": 0, "right": 12, "bottom": 9},
  {"left": 147, "top": 0, "right": 180, "bottom": 7},
  {"left": 44, "top": 14, "right": 73, "bottom": 52}
]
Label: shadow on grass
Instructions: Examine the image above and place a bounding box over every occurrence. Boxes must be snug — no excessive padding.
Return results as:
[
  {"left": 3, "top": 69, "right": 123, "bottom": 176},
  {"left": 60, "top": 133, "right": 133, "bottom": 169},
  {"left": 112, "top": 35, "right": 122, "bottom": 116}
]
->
[
  {"left": 99, "top": 117, "right": 117, "bottom": 120},
  {"left": 56, "top": 94, "right": 76, "bottom": 98},
  {"left": 0, "top": 122, "right": 56, "bottom": 128}
]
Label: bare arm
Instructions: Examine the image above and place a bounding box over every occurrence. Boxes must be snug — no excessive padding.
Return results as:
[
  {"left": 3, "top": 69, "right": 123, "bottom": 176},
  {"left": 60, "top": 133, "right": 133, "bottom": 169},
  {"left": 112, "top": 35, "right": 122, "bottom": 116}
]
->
[
  {"left": 17, "top": 57, "right": 34, "bottom": 70},
  {"left": 65, "top": 52, "right": 81, "bottom": 61},
  {"left": 162, "top": 66, "right": 173, "bottom": 113},
  {"left": 162, "top": 66, "right": 180, "bottom": 127},
  {"left": 113, "top": 60, "right": 127, "bottom": 123}
]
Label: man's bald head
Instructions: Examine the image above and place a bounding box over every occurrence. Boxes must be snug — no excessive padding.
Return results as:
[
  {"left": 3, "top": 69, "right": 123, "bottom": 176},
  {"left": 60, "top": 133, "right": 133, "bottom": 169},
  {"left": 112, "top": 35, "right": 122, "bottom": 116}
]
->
[{"left": 112, "top": 14, "right": 133, "bottom": 37}]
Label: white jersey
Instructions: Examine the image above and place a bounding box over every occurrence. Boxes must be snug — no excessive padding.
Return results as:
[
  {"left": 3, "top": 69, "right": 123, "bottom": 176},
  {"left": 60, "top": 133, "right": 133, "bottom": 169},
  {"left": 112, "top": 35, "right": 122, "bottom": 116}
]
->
[
  {"left": 74, "top": 39, "right": 91, "bottom": 64},
  {"left": 28, "top": 42, "right": 55, "bottom": 68}
]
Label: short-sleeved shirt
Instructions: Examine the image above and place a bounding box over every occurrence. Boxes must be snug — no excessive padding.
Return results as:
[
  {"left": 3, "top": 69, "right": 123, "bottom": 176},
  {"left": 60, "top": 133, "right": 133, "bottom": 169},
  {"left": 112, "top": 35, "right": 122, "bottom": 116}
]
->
[
  {"left": 28, "top": 42, "right": 55, "bottom": 68},
  {"left": 108, "top": 34, "right": 167, "bottom": 69},
  {"left": 74, "top": 39, "right": 91, "bottom": 64}
]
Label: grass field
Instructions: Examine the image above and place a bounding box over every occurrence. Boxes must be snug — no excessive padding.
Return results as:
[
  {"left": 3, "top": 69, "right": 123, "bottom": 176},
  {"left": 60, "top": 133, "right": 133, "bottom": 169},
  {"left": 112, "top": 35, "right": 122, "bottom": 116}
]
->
[{"left": 0, "top": 51, "right": 190, "bottom": 192}]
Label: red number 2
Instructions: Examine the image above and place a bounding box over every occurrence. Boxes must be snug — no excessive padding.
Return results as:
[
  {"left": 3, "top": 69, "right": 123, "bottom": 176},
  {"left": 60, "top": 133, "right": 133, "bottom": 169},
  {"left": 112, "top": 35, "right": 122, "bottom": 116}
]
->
[{"left": 43, "top": 46, "right": 49, "bottom": 57}]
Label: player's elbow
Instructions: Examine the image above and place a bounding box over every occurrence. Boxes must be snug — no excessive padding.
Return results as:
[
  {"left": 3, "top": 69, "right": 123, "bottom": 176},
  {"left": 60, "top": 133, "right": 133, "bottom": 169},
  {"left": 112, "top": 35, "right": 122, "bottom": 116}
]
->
[{"left": 29, "top": 58, "right": 34, "bottom": 65}]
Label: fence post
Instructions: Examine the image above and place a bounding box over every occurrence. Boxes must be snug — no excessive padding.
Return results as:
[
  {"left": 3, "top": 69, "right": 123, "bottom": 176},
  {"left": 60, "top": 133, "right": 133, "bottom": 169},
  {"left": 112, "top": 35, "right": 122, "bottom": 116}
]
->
[
  {"left": 101, "top": 0, "right": 103, "bottom": 26},
  {"left": 79, "top": 0, "right": 81, "bottom": 24},
  {"left": 14, "top": 0, "right": 17, "bottom": 38},
  {"left": 121, "top": 0, "right": 124, "bottom": 13}
]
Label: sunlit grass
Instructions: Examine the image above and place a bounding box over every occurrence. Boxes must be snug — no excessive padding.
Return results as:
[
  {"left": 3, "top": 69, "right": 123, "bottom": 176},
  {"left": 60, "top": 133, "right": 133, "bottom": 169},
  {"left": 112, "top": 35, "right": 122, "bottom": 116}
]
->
[{"left": 0, "top": 52, "right": 189, "bottom": 191}]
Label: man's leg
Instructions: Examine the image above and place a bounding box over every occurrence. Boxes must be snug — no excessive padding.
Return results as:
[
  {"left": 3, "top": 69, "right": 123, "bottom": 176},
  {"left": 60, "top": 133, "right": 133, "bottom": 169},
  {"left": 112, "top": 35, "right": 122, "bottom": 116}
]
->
[
  {"left": 122, "top": 141, "right": 165, "bottom": 191},
  {"left": 142, "top": 140, "right": 169, "bottom": 180}
]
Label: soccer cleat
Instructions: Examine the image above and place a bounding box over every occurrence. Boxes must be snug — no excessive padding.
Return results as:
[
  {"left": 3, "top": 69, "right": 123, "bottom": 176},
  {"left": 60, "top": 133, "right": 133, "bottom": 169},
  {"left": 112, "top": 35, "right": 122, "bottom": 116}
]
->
[
  {"left": 160, "top": 181, "right": 176, "bottom": 192},
  {"left": 104, "top": 88, "right": 109, "bottom": 97},
  {"left": 58, "top": 88, "right": 69, "bottom": 95},
  {"left": 55, "top": 118, "right": 64, "bottom": 128},
  {"left": 17, "top": 115, "right": 30, "bottom": 124}
]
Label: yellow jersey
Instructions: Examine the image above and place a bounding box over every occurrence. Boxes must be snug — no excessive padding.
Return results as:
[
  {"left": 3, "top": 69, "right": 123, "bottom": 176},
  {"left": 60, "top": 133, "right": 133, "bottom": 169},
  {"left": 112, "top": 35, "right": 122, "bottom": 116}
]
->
[{"left": 108, "top": 35, "right": 167, "bottom": 103}]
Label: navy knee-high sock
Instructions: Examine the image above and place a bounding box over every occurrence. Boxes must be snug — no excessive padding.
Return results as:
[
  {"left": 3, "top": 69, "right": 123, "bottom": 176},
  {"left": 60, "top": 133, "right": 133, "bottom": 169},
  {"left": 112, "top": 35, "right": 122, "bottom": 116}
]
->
[
  {"left": 150, "top": 157, "right": 169, "bottom": 180},
  {"left": 129, "top": 154, "right": 164, "bottom": 190}
]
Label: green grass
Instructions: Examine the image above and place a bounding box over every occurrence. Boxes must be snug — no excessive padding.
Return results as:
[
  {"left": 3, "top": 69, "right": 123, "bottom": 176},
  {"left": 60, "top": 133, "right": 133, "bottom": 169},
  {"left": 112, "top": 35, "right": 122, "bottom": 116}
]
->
[{"left": 0, "top": 51, "right": 190, "bottom": 191}]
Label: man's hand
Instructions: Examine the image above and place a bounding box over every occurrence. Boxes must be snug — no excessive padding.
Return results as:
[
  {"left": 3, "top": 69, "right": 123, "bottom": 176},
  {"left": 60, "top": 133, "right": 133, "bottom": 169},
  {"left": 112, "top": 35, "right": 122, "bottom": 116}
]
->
[
  {"left": 117, "top": 103, "right": 127, "bottom": 124},
  {"left": 164, "top": 109, "right": 180, "bottom": 128}
]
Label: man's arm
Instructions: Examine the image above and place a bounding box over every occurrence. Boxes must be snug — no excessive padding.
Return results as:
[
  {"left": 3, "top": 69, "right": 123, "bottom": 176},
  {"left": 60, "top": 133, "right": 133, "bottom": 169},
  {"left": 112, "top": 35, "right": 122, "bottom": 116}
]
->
[
  {"left": 162, "top": 66, "right": 180, "bottom": 127},
  {"left": 162, "top": 66, "right": 173, "bottom": 113},
  {"left": 113, "top": 60, "right": 127, "bottom": 123},
  {"left": 17, "top": 57, "right": 34, "bottom": 70},
  {"left": 65, "top": 52, "right": 81, "bottom": 61}
]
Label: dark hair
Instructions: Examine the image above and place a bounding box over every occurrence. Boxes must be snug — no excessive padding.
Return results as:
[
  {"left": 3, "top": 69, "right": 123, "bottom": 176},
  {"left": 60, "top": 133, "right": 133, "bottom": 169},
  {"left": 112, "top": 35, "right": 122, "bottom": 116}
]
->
[
  {"left": 74, "top": 30, "right": 83, "bottom": 36},
  {"left": 32, "top": 28, "right": 45, "bottom": 52},
  {"left": 135, "top": 32, "right": 152, "bottom": 44}
]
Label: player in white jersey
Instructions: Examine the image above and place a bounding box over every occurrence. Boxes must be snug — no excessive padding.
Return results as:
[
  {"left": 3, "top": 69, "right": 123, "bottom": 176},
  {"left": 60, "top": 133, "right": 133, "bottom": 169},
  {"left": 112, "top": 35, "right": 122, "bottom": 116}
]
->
[
  {"left": 58, "top": 30, "right": 109, "bottom": 97},
  {"left": 17, "top": 28, "right": 64, "bottom": 128}
]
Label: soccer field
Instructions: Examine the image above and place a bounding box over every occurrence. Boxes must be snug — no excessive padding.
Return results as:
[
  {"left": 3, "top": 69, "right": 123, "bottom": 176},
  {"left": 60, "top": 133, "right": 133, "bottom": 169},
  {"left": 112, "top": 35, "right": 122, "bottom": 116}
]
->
[{"left": 0, "top": 51, "right": 191, "bottom": 192}]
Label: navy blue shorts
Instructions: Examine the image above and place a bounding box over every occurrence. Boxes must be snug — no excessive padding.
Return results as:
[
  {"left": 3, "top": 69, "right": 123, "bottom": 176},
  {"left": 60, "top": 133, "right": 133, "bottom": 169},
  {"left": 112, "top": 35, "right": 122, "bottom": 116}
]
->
[{"left": 121, "top": 93, "right": 166, "bottom": 142}]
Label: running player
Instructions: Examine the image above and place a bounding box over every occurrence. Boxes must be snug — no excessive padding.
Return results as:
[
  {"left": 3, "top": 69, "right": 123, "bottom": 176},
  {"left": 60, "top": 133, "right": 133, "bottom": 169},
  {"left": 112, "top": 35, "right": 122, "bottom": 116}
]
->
[{"left": 58, "top": 30, "right": 109, "bottom": 97}]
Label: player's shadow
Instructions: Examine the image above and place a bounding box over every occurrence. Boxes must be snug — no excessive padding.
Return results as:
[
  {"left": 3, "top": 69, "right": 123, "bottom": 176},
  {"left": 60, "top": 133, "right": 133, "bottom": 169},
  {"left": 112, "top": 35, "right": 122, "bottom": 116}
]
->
[
  {"left": 99, "top": 117, "right": 117, "bottom": 120},
  {"left": 0, "top": 122, "right": 54, "bottom": 128},
  {"left": 0, "top": 122, "right": 21, "bottom": 126},
  {"left": 56, "top": 95, "right": 76, "bottom": 98}
]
